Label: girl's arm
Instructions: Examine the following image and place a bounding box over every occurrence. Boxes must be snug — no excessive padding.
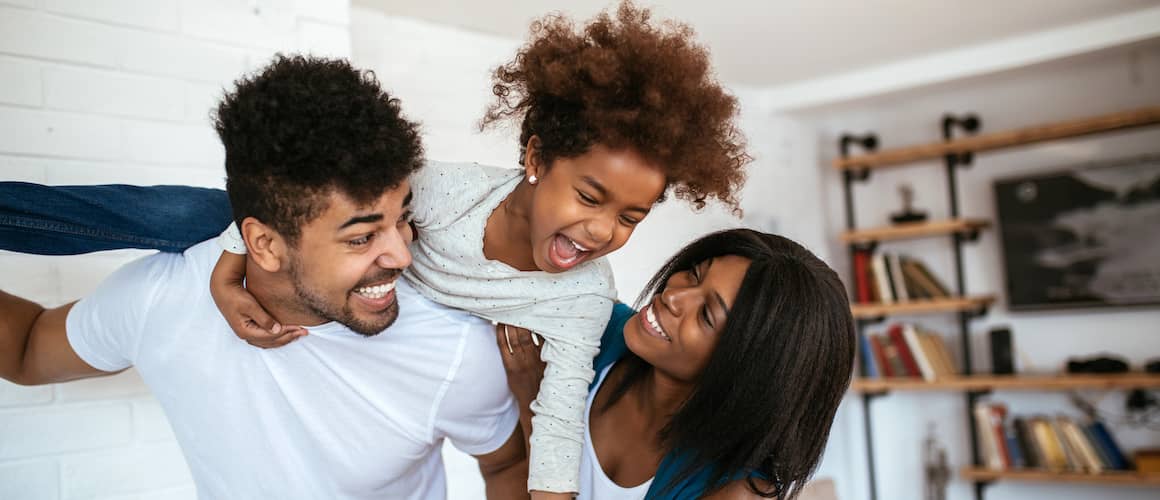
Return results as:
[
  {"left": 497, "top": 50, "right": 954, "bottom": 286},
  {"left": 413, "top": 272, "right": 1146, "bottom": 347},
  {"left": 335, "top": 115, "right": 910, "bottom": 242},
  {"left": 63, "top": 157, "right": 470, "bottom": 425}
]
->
[
  {"left": 210, "top": 250, "right": 305, "bottom": 348},
  {"left": 209, "top": 225, "right": 306, "bottom": 348}
]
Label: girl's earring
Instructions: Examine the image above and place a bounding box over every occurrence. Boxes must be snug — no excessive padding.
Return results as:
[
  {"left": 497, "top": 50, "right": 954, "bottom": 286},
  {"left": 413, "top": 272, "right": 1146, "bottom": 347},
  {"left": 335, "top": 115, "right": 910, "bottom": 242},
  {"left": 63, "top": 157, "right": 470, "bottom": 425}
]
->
[{"left": 528, "top": 175, "right": 538, "bottom": 185}]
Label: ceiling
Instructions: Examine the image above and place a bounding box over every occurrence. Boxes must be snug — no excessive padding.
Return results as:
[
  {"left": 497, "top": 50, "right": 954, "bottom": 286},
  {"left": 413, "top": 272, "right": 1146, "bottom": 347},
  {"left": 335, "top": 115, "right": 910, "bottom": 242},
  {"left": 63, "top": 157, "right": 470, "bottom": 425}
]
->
[{"left": 353, "top": 0, "right": 1160, "bottom": 86}]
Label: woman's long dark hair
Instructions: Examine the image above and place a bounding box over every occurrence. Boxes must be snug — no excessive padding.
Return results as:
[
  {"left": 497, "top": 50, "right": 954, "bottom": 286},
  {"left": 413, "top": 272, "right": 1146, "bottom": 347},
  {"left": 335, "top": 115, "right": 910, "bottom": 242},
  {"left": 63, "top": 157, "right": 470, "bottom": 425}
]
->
[{"left": 602, "top": 229, "right": 856, "bottom": 499}]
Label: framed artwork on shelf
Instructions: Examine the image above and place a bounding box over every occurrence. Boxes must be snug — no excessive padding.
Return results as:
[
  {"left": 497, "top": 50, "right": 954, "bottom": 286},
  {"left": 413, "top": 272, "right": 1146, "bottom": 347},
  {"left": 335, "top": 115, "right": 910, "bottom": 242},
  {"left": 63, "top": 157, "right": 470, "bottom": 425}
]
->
[{"left": 993, "top": 154, "right": 1160, "bottom": 311}]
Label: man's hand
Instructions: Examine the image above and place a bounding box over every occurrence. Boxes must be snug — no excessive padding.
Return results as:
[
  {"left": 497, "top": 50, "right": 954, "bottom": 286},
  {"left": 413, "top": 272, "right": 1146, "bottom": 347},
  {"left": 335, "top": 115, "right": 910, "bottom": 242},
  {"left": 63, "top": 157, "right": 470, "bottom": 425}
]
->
[{"left": 0, "top": 291, "right": 108, "bottom": 385}]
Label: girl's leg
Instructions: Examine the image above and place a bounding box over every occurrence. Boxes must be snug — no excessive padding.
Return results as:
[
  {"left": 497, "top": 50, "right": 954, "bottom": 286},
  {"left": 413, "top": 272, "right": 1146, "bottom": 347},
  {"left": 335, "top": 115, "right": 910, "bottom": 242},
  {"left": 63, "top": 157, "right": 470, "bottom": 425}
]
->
[{"left": 0, "top": 182, "right": 232, "bottom": 255}]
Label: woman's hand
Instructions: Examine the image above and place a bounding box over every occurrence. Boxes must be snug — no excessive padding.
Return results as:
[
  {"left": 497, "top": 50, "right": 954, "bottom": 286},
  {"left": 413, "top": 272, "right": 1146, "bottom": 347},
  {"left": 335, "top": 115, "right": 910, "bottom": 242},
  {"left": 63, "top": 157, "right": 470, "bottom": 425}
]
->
[
  {"left": 210, "top": 251, "right": 306, "bottom": 348},
  {"left": 495, "top": 323, "right": 545, "bottom": 410}
]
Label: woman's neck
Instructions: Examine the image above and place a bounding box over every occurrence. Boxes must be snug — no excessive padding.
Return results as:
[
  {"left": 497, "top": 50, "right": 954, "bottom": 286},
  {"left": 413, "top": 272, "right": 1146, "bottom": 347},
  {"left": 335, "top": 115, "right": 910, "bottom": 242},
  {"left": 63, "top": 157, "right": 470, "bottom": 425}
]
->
[
  {"left": 629, "top": 366, "right": 694, "bottom": 430},
  {"left": 483, "top": 179, "right": 538, "bottom": 271}
]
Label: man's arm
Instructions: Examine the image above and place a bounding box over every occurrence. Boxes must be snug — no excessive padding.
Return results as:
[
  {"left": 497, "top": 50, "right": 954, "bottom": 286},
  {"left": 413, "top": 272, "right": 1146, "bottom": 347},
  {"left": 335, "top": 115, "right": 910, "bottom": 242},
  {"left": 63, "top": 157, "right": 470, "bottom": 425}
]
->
[
  {"left": 475, "top": 425, "right": 531, "bottom": 500},
  {"left": 0, "top": 291, "right": 111, "bottom": 385}
]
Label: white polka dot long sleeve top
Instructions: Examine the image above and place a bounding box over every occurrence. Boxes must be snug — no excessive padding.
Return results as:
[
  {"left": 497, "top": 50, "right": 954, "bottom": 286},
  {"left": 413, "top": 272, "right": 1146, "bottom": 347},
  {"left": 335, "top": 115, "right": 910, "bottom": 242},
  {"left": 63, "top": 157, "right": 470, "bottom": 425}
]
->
[{"left": 405, "top": 161, "right": 616, "bottom": 493}]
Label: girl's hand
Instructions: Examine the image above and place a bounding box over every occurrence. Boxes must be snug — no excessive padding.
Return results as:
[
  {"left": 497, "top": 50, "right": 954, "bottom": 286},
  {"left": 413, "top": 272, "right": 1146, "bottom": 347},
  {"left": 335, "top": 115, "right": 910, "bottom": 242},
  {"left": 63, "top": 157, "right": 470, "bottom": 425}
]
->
[
  {"left": 494, "top": 323, "right": 545, "bottom": 411},
  {"left": 210, "top": 251, "right": 306, "bottom": 348}
]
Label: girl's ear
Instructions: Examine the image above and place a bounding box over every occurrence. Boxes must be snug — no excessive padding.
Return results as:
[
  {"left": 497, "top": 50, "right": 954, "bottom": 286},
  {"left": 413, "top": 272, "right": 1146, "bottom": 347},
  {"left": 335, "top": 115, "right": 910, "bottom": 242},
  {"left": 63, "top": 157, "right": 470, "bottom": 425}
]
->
[
  {"left": 523, "top": 135, "right": 545, "bottom": 183},
  {"left": 240, "top": 217, "right": 287, "bottom": 273}
]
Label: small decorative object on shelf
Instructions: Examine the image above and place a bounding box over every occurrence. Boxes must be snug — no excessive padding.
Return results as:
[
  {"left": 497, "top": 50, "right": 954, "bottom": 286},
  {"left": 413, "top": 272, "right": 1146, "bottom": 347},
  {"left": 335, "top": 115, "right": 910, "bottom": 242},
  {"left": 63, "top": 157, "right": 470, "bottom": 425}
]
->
[
  {"left": 891, "top": 183, "right": 929, "bottom": 224},
  {"left": 924, "top": 423, "right": 950, "bottom": 500}
]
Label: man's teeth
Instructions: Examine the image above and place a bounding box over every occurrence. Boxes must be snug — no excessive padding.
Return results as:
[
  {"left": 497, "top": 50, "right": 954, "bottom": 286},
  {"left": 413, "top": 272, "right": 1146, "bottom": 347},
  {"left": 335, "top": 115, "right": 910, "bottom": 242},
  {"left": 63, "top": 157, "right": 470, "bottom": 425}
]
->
[
  {"left": 645, "top": 306, "right": 671, "bottom": 340},
  {"left": 355, "top": 281, "right": 396, "bottom": 299}
]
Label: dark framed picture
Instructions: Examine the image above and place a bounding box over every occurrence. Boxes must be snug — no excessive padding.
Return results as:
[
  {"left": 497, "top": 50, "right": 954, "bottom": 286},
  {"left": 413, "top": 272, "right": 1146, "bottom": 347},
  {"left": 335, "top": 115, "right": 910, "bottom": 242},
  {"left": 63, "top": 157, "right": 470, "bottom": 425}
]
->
[{"left": 993, "top": 154, "right": 1160, "bottom": 311}]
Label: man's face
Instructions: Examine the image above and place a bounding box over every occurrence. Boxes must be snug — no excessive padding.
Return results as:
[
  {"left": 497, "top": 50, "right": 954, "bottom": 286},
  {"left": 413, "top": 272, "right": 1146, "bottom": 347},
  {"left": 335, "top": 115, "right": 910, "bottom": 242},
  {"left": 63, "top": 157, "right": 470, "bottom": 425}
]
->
[{"left": 286, "top": 182, "right": 414, "bottom": 336}]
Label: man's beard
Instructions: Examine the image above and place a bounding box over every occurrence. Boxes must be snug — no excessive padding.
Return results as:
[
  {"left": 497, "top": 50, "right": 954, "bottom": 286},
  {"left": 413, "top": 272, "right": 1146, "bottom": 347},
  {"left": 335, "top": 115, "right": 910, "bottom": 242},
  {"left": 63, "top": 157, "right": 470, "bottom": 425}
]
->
[{"left": 287, "top": 257, "right": 401, "bottom": 336}]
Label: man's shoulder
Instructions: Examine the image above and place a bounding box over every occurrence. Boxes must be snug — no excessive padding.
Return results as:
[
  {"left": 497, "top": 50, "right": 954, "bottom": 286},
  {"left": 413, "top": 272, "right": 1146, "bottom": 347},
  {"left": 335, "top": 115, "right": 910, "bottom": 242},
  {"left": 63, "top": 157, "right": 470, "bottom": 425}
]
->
[{"left": 394, "top": 277, "right": 490, "bottom": 330}]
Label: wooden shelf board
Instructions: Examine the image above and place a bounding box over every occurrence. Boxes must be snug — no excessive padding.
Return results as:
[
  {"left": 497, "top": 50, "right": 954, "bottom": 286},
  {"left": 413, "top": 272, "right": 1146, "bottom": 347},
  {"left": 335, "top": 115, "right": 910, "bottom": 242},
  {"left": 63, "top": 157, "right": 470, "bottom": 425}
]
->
[
  {"left": 960, "top": 467, "right": 1160, "bottom": 486},
  {"left": 841, "top": 218, "right": 990, "bottom": 244},
  {"left": 833, "top": 107, "right": 1160, "bottom": 171},
  {"left": 851, "top": 374, "right": 1160, "bottom": 393},
  {"left": 850, "top": 296, "right": 994, "bottom": 318}
]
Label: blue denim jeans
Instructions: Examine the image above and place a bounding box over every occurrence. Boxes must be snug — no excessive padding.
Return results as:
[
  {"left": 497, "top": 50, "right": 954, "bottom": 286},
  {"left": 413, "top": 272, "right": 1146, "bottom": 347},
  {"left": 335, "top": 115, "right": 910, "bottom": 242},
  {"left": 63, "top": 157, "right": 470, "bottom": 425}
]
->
[{"left": 0, "top": 182, "right": 233, "bottom": 255}]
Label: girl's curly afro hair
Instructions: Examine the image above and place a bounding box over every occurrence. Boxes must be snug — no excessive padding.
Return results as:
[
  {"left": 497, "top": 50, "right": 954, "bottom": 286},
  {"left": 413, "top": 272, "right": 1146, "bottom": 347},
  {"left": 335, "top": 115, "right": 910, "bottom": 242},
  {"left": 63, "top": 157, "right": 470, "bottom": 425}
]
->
[{"left": 481, "top": 1, "right": 750, "bottom": 210}]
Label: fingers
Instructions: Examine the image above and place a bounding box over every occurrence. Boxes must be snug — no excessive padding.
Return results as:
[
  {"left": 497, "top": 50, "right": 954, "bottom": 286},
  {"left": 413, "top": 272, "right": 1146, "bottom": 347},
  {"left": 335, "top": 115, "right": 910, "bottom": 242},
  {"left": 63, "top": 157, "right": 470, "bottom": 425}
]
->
[
  {"left": 494, "top": 323, "right": 544, "bottom": 360},
  {"left": 228, "top": 300, "right": 308, "bottom": 349},
  {"left": 242, "top": 325, "right": 308, "bottom": 349},
  {"left": 240, "top": 301, "right": 281, "bottom": 335}
]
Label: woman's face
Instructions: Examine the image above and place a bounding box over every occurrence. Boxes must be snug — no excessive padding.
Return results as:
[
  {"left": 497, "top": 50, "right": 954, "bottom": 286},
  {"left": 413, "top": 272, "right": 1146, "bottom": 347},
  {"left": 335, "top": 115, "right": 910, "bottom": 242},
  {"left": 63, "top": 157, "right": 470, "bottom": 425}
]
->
[
  {"left": 625, "top": 254, "right": 752, "bottom": 382},
  {"left": 525, "top": 141, "right": 666, "bottom": 273}
]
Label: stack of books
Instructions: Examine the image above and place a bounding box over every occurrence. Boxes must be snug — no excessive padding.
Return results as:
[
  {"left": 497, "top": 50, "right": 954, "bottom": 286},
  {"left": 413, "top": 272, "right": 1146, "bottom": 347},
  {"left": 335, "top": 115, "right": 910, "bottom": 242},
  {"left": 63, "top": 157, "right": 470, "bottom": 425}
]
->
[
  {"left": 858, "top": 323, "right": 957, "bottom": 380},
  {"left": 973, "top": 402, "right": 1132, "bottom": 473},
  {"left": 852, "top": 250, "right": 951, "bottom": 304}
]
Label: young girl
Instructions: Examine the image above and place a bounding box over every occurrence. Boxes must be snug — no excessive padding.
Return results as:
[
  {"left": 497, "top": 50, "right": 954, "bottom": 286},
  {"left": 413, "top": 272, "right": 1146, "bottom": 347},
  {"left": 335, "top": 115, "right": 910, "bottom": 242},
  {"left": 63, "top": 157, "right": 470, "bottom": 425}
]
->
[{"left": 0, "top": 2, "right": 750, "bottom": 495}]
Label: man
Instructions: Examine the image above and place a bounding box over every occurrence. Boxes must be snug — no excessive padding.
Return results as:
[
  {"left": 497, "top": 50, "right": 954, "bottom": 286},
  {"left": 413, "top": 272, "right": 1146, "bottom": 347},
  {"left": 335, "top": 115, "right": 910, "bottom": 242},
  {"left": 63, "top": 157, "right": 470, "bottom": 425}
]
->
[{"left": 0, "top": 55, "right": 526, "bottom": 499}]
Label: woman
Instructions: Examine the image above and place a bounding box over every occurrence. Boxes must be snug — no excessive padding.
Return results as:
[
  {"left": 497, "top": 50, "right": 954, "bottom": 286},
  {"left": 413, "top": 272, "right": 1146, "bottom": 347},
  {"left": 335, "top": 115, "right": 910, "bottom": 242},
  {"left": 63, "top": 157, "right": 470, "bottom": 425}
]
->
[{"left": 498, "top": 229, "right": 856, "bottom": 499}]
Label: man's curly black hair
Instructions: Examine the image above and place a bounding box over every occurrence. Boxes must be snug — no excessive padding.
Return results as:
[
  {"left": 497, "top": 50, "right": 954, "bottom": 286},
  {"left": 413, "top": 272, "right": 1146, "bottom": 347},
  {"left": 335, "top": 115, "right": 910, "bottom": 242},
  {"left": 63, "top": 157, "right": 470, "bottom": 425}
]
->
[{"left": 214, "top": 54, "right": 424, "bottom": 244}]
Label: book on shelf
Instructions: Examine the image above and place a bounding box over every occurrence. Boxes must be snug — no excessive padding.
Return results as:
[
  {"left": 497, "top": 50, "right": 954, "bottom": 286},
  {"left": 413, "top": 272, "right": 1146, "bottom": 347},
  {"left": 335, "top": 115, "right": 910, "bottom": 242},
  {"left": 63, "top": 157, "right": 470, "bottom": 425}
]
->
[
  {"left": 1085, "top": 420, "right": 1130, "bottom": 470},
  {"left": 879, "top": 334, "right": 909, "bottom": 377},
  {"left": 853, "top": 249, "right": 873, "bottom": 303},
  {"left": 869, "top": 335, "right": 893, "bottom": 377},
  {"left": 1003, "top": 417, "right": 1026, "bottom": 469},
  {"left": 1031, "top": 416, "right": 1069, "bottom": 471},
  {"left": 901, "top": 255, "right": 952, "bottom": 298},
  {"left": 1059, "top": 416, "right": 1103, "bottom": 473},
  {"left": 975, "top": 410, "right": 1133, "bottom": 474},
  {"left": 858, "top": 334, "right": 878, "bottom": 378},
  {"left": 888, "top": 324, "right": 922, "bottom": 378},
  {"left": 888, "top": 253, "right": 909, "bottom": 302},
  {"left": 974, "top": 402, "right": 1005, "bottom": 470},
  {"left": 871, "top": 253, "right": 894, "bottom": 304},
  {"left": 850, "top": 252, "right": 953, "bottom": 304},
  {"left": 1013, "top": 417, "right": 1041, "bottom": 469},
  {"left": 902, "top": 324, "right": 936, "bottom": 381},
  {"left": 857, "top": 324, "right": 959, "bottom": 380}
]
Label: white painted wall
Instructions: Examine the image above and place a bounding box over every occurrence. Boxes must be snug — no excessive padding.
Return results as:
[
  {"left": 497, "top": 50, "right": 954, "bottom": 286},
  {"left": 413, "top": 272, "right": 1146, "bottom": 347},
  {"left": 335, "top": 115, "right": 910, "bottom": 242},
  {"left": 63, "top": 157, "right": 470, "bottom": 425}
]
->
[
  {"left": 0, "top": 1, "right": 351, "bottom": 498},
  {"left": 801, "top": 44, "right": 1160, "bottom": 500}
]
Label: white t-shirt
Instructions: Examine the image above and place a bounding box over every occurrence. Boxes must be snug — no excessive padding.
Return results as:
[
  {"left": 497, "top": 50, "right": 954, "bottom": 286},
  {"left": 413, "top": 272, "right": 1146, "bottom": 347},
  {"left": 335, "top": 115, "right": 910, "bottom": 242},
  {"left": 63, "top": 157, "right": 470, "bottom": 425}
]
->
[
  {"left": 66, "top": 240, "right": 518, "bottom": 500},
  {"left": 578, "top": 363, "right": 654, "bottom": 500}
]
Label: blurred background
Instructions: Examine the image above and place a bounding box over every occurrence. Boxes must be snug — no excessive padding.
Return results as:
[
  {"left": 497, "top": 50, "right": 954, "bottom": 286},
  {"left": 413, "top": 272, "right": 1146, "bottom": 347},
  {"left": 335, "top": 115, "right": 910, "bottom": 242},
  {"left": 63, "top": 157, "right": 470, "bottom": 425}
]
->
[{"left": 1, "top": 1, "right": 1158, "bottom": 499}]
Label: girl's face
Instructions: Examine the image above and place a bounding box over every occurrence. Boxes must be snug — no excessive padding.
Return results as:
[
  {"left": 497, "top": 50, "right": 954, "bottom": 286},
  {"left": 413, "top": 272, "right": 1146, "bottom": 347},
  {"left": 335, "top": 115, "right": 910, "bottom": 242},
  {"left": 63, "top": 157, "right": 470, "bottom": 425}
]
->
[
  {"left": 525, "top": 141, "right": 666, "bottom": 273},
  {"left": 624, "top": 255, "right": 752, "bottom": 382}
]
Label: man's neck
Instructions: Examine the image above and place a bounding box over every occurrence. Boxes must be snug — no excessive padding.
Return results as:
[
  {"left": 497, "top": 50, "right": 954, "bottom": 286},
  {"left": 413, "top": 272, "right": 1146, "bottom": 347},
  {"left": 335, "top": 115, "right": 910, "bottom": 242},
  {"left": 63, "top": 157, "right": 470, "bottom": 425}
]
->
[{"left": 243, "top": 258, "right": 328, "bottom": 328}]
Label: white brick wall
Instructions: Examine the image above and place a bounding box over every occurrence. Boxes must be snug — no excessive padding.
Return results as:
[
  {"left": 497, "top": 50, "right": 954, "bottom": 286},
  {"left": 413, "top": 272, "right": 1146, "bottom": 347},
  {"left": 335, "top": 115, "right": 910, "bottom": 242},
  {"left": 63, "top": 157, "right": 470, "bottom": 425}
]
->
[
  {"left": 0, "top": 1, "right": 350, "bottom": 498},
  {"left": 3, "top": 3, "right": 811, "bottom": 499}
]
